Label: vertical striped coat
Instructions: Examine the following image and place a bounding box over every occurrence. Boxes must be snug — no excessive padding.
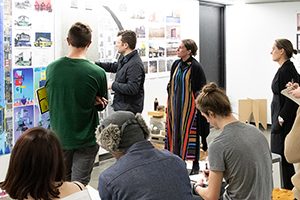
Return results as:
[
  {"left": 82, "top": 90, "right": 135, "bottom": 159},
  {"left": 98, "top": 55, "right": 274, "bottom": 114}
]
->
[{"left": 166, "top": 56, "right": 208, "bottom": 161}]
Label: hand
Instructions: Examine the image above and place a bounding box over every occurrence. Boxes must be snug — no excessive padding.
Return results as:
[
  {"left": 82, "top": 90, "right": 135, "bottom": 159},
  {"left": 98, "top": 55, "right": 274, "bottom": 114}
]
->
[
  {"left": 286, "top": 82, "right": 299, "bottom": 91},
  {"left": 289, "top": 87, "right": 300, "bottom": 98},
  {"left": 194, "top": 179, "right": 206, "bottom": 191},
  {"left": 95, "top": 96, "right": 108, "bottom": 107},
  {"left": 278, "top": 116, "right": 284, "bottom": 126}
]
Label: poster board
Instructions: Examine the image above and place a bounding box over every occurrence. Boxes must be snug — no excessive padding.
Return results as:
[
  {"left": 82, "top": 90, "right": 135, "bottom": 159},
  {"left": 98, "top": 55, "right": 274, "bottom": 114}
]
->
[{"left": 36, "top": 86, "right": 48, "bottom": 114}]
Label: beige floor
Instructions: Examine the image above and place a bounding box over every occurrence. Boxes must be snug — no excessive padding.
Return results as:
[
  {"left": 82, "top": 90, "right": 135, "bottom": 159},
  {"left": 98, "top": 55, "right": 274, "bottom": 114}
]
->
[{"left": 89, "top": 124, "right": 275, "bottom": 190}]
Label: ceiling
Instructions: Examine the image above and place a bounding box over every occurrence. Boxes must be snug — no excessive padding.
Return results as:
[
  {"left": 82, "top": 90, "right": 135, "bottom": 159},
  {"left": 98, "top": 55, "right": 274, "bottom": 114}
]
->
[{"left": 201, "top": 0, "right": 300, "bottom": 5}]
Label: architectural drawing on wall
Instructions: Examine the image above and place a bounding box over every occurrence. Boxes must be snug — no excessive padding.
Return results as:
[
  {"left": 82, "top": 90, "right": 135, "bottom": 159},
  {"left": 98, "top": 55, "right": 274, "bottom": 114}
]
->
[
  {"left": 34, "top": 0, "right": 52, "bottom": 12},
  {"left": 0, "top": 0, "right": 8, "bottom": 155},
  {"left": 149, "top": 27, "right": 165, "bottom": 39},
  {"left": 96, "top": 3, "right": 181, "bottom": 78},
  {"left": 149, "top": 60, "right": 158, "bottom": 73},
  {"left": 166, "top": 41, "right": 179, "bottom": 57},
  {"left": 14, "top": 31, "right": 31, "bottom": 47},
  {"left": 167, "top": 59, "right": 174, "bottom": 72},
  {"left": 14, "top": 50, "right": 32, "bottom": 66},
  {"left": 148, "top": 11, "right": 164, "bottom": 23},
  {"left": 13, "top": 68, "right": 34, "bottom": 107},
  {"left": 13, "top": 105, "right": 33, "bottom": 143},
  {"left": 166, "top": 10, "right": 181, "bottom": 23},
  {"left": 137, "top": 41, "right": 147, "bottom": 58},
  {"left": 14, "top": 14, "right": 32, "bottom": 27},
  {"left": 158, "top": 59, "right": 166, "bottom": 72},
  {"left": 34, "top": 32, "right": 52, "bottom": 47},
  {"left": 1, "top": 0, "right": 13, "bottom": 156},
  {"left": 135, "top": 26, "right": 146, "bottom": 38},
  {"left": 142, "top": 61, "right": 148, "bottom": 74},
  {"left": 148, "top": 41, "right": 165, "bottom": 58},
  {"left": 34, "top": 105, "right": 50, "bottom": 128},
  {"left": 166, "top": 25, "right": 180, "bottom": 40},
  {"left": 14, "top": 0, "right": 31, "bottom": 10}
]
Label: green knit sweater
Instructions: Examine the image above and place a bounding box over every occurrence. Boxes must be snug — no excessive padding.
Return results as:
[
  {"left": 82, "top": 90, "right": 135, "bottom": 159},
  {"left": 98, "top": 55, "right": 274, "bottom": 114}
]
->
[{"left": 46, "top": 57, "right": 107, "bottom": 150}]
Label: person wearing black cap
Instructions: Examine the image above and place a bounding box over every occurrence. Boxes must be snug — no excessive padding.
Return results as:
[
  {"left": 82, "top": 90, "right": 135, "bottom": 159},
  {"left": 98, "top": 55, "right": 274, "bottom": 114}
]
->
[{"left": 95, "top": 111, "right": 195, "bottom": 200}]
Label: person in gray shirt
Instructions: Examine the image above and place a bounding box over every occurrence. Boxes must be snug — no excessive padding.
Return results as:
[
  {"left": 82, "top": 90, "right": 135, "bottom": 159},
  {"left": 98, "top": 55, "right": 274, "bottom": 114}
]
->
[{"left": 193, "top": 82, "right": 273, "bottom": 200}]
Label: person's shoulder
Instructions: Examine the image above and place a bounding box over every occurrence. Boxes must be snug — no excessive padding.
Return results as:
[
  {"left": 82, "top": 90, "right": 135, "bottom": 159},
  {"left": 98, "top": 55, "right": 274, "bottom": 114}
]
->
[
  {"left": 281, "top": 60, "right": 296, "bottom": 71},
  {"left": 58, "top": 181, "right": 86, "bottom": 198},
  {"left": 86, "top": 61, "right": 106, "bottom": 74},
  {"left": 47, "top": 57, "right": 66, "bottom": 67},
  {"left": 159, "top": 149, "right": 186, "bottom": 163}
]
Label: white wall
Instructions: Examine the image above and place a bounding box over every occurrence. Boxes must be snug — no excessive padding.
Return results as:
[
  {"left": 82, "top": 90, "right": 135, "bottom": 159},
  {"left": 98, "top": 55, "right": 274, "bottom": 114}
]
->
[
  {"left": 142, "top": 0, "right": 199, "bottom": 119},
  {"left": 0, "top": 0, "right": 199, "bottom": 182},
  {"left": 226, "top": 2, "right": 300, "bottom": 123}
]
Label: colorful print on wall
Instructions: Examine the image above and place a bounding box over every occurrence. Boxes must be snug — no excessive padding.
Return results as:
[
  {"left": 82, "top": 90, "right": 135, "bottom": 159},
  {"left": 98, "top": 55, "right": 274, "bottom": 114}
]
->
[
  {"left": 34, "top": 105, "right": 50, "bottom": 128},
  {"left": 34, "top": 32, "right": 52, "bottom": 48},
  {"left": 14, "top": 31, "right": 31, "bottom": 47},
  {"left": 34, "top": 66, "right": 46, "bottom": 90},
  {"left": 13, "top": 68, "right": 34, "bottom": 107},
  {"left": 13, "top": 105, "right": 33, "bottom": 143},
  {"left": 0, "top": 0, "right": 9, "bottom": 155},
  {"left": 34, "top": 0, "right": 52, "bottom": 12}
]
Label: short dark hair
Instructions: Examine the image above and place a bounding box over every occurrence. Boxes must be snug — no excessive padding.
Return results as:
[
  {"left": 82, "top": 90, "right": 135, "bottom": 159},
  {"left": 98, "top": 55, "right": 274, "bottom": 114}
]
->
[
  {"left": 0, "top": 127, "right": 65, "bottom": 200},
  {"left": 67, "top": 22, "right": 92, "bottom": 48},
  {"left": 182, "top": 39, "right": 198, "bottom": 56},
  {"left": 196, "top": 82, "right": 232, "bottom": 117},
  {"left": 117, "top": 30, "right": 137, "bottom": 50},
  {"left": 275, "top": 38, "right": 298, "bottom": 59}
]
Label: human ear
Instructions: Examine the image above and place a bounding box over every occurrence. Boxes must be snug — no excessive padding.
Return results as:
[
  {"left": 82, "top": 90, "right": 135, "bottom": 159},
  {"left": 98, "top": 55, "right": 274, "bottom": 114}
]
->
[{"left": 208, "top": 111, "right": 215, "bottom": 117}]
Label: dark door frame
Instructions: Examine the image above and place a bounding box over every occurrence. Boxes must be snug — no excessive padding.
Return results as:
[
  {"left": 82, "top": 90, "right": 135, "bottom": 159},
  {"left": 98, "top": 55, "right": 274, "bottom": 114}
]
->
[{"left": 198, "top": 0, "right": 226, "bottom": 88}]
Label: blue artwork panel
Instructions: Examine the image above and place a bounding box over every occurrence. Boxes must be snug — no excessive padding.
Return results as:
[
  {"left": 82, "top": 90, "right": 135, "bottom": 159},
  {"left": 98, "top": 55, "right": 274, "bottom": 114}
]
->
[
  {"left": 13, "top": 105, "right": 34, "bottom": 143},
  {"left": 13, "top": 68, "right": 34, "bottom": 106}
]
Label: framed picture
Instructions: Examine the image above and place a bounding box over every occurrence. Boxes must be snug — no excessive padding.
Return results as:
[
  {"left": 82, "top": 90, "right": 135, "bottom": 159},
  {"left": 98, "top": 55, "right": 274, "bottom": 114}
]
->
[{"left": 297, "top": 34, "right": 300, "bottom": 51}]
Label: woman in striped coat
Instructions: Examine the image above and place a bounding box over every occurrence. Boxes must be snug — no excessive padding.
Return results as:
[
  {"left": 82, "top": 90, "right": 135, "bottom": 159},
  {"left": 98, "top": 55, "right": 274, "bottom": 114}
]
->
[{"left": 166, "top": 39, "right": 209, "bottom": 174}]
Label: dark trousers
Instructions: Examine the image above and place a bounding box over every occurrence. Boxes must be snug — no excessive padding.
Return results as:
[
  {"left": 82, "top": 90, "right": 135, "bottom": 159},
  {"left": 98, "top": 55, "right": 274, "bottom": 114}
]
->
[
  {"left": 271, "top": 133, "right": 295, "bottom": 189},
  {"left": 63, "top": 144, "right": 99, "bottom": 185}
]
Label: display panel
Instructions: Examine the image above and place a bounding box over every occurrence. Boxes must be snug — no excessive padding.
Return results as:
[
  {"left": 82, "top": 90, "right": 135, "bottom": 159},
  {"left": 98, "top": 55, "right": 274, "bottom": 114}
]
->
[{"left": 0, "top": 0, "right": 54, "bottom": 156}]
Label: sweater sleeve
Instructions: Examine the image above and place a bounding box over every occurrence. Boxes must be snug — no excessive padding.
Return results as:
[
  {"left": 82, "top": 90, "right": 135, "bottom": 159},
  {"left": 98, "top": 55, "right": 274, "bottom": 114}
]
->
[{"left": 95, "top": 68, "right": 108, "bottom": 111}]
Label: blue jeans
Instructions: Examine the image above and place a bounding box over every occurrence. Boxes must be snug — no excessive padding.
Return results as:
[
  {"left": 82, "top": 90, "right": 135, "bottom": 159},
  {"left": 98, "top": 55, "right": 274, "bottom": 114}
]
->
[{"left": 63, "top": 144, "right": 99, "bottom": 185}]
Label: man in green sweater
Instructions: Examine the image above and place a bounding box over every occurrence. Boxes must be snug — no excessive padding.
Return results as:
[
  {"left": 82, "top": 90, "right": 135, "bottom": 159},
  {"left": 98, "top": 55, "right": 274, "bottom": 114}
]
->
[{"left": 46, "top": 22, "right": 108, "bottom": 185}]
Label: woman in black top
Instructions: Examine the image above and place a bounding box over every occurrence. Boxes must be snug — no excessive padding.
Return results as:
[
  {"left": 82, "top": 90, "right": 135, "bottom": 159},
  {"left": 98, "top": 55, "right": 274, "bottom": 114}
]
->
[{"left": 270, "top": 38, "right": 299, "bottom": 189}]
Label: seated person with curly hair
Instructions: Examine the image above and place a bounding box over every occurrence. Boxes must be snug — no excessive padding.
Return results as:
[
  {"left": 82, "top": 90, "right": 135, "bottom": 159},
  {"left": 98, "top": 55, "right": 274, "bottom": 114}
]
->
[
  {"left": 0, "top": 127, "right": 91, "bottom": 200},
  {"left": 96, "top": 111, "right": 196, "bottom": 200}
]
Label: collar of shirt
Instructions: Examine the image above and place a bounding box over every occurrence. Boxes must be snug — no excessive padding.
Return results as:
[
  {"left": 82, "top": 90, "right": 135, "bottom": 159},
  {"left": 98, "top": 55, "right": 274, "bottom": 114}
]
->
[{"left": 120, "top": 50, "right": 138, "bottom": 65}]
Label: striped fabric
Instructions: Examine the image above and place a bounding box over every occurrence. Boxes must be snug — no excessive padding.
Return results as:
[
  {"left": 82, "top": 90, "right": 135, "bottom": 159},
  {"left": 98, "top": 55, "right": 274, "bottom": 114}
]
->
[{"left": 166, "top": 62, "right": 199, "bottom": 161}]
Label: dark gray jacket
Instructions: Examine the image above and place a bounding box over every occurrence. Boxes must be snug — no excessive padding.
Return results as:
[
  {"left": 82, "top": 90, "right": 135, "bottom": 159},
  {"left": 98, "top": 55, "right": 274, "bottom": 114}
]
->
[
  {"left": 98, "top": 141, "right": 195, "bottom": 200},
  {"left": 96, "top": 50, "right": 145, "bottom": 114}
]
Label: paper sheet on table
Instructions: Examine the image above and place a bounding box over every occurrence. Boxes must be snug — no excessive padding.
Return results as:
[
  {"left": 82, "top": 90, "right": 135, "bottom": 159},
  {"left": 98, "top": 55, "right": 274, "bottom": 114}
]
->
[{"left": 281, "top": 88, "right": 300, "bottom": 105}]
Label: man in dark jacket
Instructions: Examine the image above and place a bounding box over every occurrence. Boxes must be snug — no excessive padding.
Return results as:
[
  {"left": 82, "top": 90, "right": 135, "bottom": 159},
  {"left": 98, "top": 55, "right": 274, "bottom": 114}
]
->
[
  {"left": 95, "top": 30, "right": 145, "bottom": 114},
  {"left": 96, "top": 111, "right": 195, "bottom": 200}
]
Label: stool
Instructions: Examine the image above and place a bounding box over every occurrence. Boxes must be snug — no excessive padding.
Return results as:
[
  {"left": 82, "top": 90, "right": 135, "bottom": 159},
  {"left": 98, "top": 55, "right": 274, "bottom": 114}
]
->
[{"left": 272, "top": 153, "right": 284, "bottom": 188}]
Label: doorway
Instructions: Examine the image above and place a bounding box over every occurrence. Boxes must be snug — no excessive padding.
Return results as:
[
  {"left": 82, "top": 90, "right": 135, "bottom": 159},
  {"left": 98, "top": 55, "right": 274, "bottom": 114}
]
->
[{"left": 199, "top": 2, "right": 225, "bottom": 88}]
